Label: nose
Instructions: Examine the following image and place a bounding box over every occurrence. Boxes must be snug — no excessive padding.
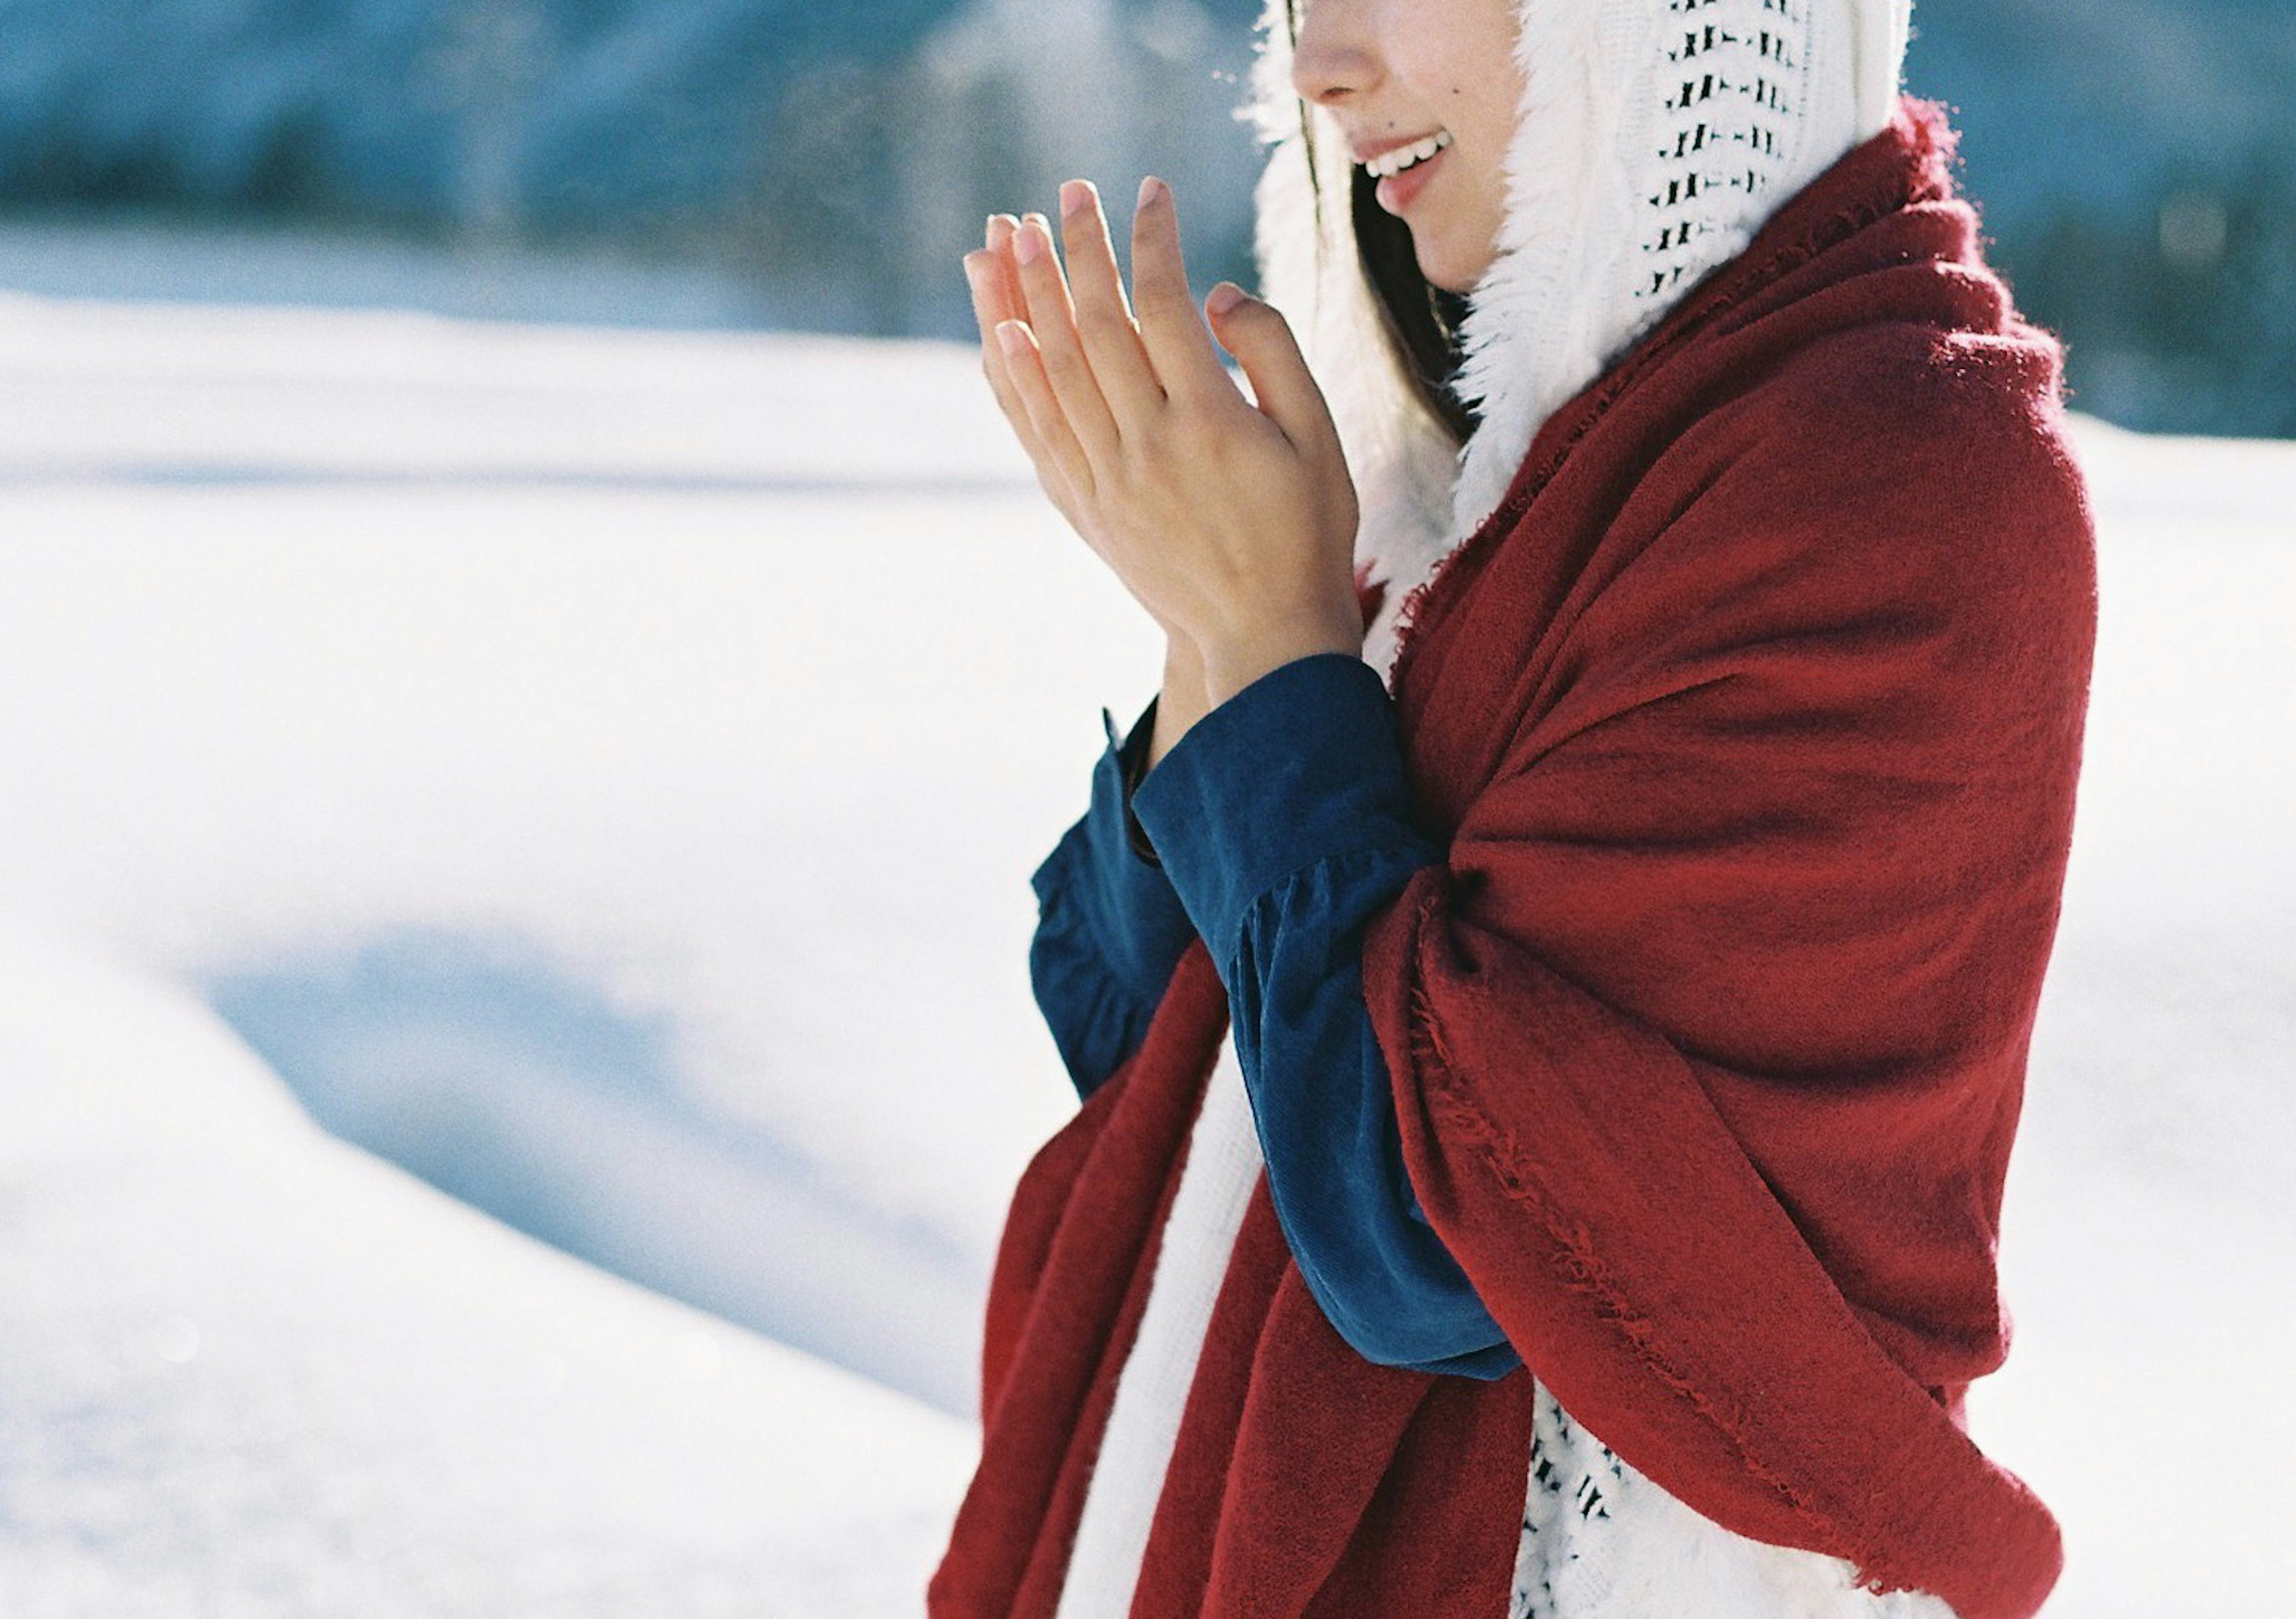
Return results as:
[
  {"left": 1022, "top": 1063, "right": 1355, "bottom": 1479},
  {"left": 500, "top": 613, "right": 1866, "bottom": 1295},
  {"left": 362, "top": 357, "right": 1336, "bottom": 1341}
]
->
[{"left": 1289, "top": 0, "right": 1377, "bottom": 106}]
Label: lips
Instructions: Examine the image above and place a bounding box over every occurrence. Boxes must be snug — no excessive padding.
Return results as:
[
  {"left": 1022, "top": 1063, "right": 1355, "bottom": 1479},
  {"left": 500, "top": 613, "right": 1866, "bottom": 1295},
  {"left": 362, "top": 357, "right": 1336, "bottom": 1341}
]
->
[
  {"left": 1353, "top": 129, "right": 1454, "bottom": 216},
  {"left": 1367, "top": 141, "right": 1449, "bottom": 216}
]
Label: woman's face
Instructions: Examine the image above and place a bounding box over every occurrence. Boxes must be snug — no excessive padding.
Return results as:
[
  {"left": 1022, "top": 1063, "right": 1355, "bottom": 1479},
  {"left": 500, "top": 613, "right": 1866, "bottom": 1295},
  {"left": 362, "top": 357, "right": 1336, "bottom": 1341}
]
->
[{"left": 1290, "top": 0, "right": 1525, "bottom": 294}]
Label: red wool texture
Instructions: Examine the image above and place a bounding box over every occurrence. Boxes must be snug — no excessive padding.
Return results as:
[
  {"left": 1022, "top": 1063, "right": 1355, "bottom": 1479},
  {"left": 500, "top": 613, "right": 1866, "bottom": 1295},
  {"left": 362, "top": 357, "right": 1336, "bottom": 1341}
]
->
[{"left": 932, "top": 102, "right": 2096, "bottom": 1619}]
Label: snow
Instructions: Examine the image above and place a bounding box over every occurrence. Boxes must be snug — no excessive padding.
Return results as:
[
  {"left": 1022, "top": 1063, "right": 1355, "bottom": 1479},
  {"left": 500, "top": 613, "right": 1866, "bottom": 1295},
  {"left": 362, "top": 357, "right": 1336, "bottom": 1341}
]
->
[
  {"left": 0, "top": 216, "right": 778, "bottom": 331},
  {"left": 0, "top": 289, "right": 1167, "bottom": 1418},
  {"left": 0, "top": 283, "right": 2291, "bottom": 1613},
  {"left": 1968, "top": 414, "right": 2296, "bottom": 1618},
  {"left": 0, "top": 934, "right": 978, "bottom": 1617}
]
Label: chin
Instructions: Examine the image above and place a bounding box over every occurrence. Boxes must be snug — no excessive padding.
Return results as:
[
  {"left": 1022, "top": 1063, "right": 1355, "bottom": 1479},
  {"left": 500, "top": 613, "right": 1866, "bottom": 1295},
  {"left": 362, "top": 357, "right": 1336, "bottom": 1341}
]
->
[{"left": 1410, "top": 238, "right": 1485, "bottom": 297}]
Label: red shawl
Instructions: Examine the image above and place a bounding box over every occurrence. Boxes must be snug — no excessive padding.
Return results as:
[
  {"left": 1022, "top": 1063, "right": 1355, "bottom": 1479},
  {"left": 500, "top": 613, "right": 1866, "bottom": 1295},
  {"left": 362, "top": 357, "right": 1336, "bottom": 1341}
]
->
[{"left": 933, "top": 101, "right": 2095, "bottom": 1619}]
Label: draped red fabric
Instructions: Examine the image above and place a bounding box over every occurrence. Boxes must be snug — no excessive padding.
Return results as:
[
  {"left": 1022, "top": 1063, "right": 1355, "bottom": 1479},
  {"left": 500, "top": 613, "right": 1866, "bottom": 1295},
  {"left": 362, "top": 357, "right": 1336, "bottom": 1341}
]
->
[{"left": 932, "top": 100, "right": 2092, "bottom": 1619}]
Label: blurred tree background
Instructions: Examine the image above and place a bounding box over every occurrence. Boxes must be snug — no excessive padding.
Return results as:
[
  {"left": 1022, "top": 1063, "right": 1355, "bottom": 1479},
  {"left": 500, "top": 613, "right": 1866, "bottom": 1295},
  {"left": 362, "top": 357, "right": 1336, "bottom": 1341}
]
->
[{"left": 0, "top": 0, "right": 2286, "bottom": 435}]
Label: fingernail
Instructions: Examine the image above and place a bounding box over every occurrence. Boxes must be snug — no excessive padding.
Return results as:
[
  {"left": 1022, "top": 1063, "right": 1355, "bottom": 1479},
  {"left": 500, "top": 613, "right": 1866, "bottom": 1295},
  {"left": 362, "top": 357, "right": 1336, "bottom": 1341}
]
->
[
  {"left": 1014, "top": 219, "right": 1048, "bottom": 265},
  {"left": 1138, "top": 175, "right": 1168, "bottom": 209},
  {"left": 1060, "top": 179, "right": 1097, "bottom": 219},
  {"left": 1207, "top": 282, "right": 1246, "bottom": 317},
  {"left": 987, "top": 214, "right": 1016, "bottom": 248},
  {"left": 996, "top": 320, "right": 1032, "bottom": 355}
]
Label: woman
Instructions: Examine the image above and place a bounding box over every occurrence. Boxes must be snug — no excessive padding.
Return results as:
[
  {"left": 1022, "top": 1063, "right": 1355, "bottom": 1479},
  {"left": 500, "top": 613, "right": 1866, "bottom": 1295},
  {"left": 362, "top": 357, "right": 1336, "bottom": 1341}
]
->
[{"left": 936, "top": 0, "right": 2093, "bottom": 1615}]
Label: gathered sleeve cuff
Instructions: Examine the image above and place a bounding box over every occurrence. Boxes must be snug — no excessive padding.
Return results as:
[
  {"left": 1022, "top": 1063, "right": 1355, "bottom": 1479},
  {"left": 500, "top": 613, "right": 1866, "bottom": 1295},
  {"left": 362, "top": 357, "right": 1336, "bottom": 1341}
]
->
[{"left": 1027, "top": 699, "right": 1200, "bottom": 1101}]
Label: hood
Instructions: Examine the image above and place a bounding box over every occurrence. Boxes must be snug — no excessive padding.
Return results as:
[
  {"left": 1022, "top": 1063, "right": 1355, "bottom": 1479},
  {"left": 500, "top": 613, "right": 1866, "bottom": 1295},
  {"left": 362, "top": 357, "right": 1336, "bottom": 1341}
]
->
[{"left": 1247, "top": 0, "right": 1915, "bottom": 672}]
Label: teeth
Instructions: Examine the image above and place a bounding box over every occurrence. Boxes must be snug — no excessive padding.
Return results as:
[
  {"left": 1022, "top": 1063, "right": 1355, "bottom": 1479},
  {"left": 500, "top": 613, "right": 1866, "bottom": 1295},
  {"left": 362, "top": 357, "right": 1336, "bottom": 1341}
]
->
[{"left": 1364, "top": 131, "right": 1452, "bottom": 181}]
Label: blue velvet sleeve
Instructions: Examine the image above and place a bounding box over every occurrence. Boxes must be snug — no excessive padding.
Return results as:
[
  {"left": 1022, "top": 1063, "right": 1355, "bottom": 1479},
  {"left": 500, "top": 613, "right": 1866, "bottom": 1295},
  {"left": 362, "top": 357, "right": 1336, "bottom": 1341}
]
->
[
  {"left": 1129, "top": 653, "right": 1520, "bottom": 1379},
  {"left": 1027, "top": 699, "right": 1200, "bottom": 1101}
]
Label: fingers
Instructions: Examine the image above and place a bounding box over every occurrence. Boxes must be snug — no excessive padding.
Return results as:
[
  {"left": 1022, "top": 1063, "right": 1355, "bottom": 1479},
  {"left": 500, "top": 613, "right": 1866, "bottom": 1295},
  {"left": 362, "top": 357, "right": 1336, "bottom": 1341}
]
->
[
  {"left": 967, "top": 215, "right": 1034, "bottom": 441},
  {"left": 1129, "top": 177, "right": 1235, "bottom": 404},
  {"left": 995, "top": 317, "right": 1098, "bottom": 512},
  {"left": 964, "top": 227, "right": 1022, "bottom": 410},
  {"left": 1057, "top": 179, "right": 1163, "bottom": 423},
  {"left": 1203, "top": 283, "right": 1333, "bottom": 453},
  {"left": 1010, "top": 212, "right": 1121, "bottom": 462},
  {"left": 986, "top": 212, "right": 1024, "bottom": 311},
  {"left": 980, "top": 213, "right": 1025, "bottom": 356},
  {"left": 966, "top": 227, "right": 1091, "bottom": 509},
  {"left": 967, "top": 182, "right": 1259, "bottom": 520}
]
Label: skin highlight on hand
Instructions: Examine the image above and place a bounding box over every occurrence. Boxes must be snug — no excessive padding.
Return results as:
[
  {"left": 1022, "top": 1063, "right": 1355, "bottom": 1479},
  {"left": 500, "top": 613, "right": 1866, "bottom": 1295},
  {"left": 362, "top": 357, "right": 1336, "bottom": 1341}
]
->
[{"left": 963, "top": 176, "right": 1364, "bottom": 736}]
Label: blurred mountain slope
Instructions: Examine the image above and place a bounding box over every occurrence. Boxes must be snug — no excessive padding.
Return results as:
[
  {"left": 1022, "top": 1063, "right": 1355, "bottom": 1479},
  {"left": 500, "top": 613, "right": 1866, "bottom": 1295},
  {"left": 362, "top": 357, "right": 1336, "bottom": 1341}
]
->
[
  {"left": 1905, "top": 0, "right": 2296, "bottom": 433},
  {"left": 1907, "top": 0, "right": 2296, "bottom": 225},
  {"left": 0, "top": 0, "right": 2287, "bottom": 430}
]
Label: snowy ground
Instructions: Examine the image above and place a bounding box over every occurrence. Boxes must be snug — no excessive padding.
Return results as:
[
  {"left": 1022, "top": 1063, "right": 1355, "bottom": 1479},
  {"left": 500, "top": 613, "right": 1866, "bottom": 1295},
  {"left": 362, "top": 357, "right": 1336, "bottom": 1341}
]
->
[
  {"left": 0, "top": 292, "right": 1149, "bottom": 1416},
  {"left": 0, "top": 936, "right": 977, "bottom": 1617},
  {"left": 0, "top": 285, "right": 2291, "bottom": 1614},
  {"left": 0, "top": 217, "right": 779, "bottom": 332}
]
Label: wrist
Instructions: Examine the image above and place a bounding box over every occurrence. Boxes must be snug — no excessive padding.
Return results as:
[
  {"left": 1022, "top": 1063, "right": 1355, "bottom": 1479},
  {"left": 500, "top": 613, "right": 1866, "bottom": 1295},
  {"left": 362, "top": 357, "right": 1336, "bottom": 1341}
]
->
[
  {"left": 1160, "top": 632, "right": 1202, "bottom": 692},
  {"left": 1198, "top": 612, "right": 1363, "bottom": 708},
  {"left": 1149, "top": 635, "right": 1212, "bottom": 771}
]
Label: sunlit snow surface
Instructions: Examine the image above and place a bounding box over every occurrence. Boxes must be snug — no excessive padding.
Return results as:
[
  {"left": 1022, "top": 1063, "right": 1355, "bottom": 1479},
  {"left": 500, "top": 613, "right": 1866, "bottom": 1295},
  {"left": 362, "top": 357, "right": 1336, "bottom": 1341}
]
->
[
  {"left": 0, "top": 288, "right": 2291, "bottom": 1614},
  {"left": 0, "top": 936, "right": 977, "bottom": 1617}
]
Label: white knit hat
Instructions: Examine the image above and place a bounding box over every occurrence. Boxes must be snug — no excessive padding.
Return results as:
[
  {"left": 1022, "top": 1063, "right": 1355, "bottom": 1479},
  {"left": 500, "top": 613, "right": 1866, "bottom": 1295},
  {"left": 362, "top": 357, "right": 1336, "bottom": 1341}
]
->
[{"left": 1248, "top": 0, "right": 1915, "bottom": 674}]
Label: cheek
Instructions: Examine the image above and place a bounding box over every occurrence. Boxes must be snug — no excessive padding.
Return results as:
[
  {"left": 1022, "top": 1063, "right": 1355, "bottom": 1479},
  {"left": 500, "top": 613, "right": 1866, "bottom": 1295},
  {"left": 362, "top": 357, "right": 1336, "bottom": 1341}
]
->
[
  {"left": 1455, "top": 36, "right": 1524, "bottom": 154},
  {"left": 1456, "top": 50, "right": 1525, "bottom": 256},
  {"left": 1439, "top": 87, "right": 1516, "bottom": 235},
  {"left": 1421, "top": 115, "right": 1514, "bottom": 291},
  {"left": 1458, "top": 1, "right": 1526, "bottom": 152}
]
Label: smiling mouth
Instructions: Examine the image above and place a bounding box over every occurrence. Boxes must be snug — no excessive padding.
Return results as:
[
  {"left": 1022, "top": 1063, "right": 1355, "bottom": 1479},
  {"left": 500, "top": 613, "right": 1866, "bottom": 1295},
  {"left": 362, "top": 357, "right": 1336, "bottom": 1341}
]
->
[{"left": 1361, "top": 131, "right": 1453, "bottom": 181}]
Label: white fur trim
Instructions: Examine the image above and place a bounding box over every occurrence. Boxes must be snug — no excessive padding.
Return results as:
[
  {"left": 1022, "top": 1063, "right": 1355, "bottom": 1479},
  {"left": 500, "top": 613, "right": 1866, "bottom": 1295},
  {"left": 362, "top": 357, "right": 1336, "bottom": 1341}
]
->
[
  {"left": 1452, "top": 0, "right": 1871, "bottom": 535},
  {"left": 1052, "top": 1043, "right": 1263, "bottom": 1619},
  {"left": 1251, "top": 0, "right": 1911, "bottom": 673},
  {"left": 1854, "top": 0, "right": 1915, "bottom": 139}
]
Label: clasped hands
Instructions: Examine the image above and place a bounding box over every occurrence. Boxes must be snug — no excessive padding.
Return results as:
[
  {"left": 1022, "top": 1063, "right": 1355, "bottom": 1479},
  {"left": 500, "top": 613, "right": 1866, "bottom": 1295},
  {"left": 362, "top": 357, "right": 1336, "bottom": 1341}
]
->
[{"left": 963, "top": 177, "right": 1363, "bottom": 714}]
